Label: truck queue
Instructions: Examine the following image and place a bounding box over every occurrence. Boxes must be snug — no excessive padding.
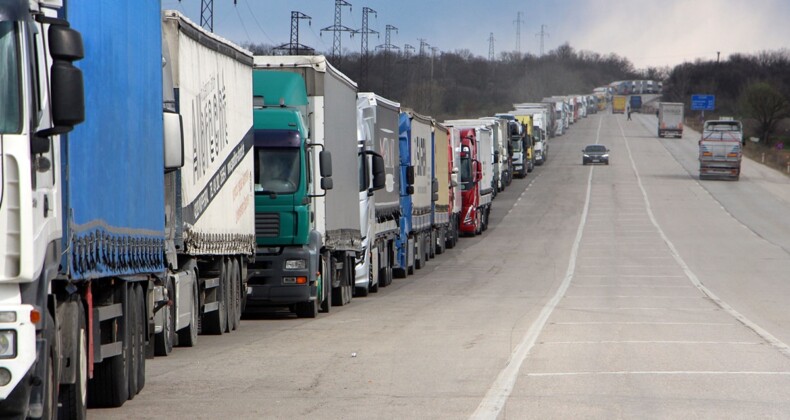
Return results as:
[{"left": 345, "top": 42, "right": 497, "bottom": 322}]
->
[{"left": 0, "top": 2, "right": 607, "bottom": 418}]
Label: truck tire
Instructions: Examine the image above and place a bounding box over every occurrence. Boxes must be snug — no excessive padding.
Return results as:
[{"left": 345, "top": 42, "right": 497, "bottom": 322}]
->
[
  {"left": 233, "top": 258, "right": 242, "bottom": 329},
  {"left": 202, "top": 260, "right": 227, "bottom": 335},
  {"left": 59, "top": 305, "right": 87, "bottom": 420},
  {"left": 319, "top": 255, "right": 332, "bottom": 313},
  {"left": 88, "top": 293, "right": 130, "bottom": 408},
  {"left": 223, "top": 258, "right": 233, "bottom": 333},
  {"left": 415, "top": 236, "right": 424, "bottom": 270},
  {"left": 332, "top": 256, "right": 353, "bottom": 306},
  {"left": 126, "top": 285, "right": 139, "bottom": 400},
  {"left": 429, "top": 231, "right": 436, "bottom": 259},
  {"left": 42, "top": 338, "right": 57, "bottom": 420},
  {"left": 474, "top": 212, "right": 482, "bottom": 236},
  {"left": 177, "top": 275, "right": 199, "bottom": 347},
  {"left": 228, "top": 258, "right": 238, "bottom": 332},
  {"left": 154, "top": 279, "right": 175, "bottom": 356},
  {"left": 134, "top": 284, "right": 146, "bottom": 393},
  {"left": 294, "top": 296, "right": 318, "bottom": 318}
]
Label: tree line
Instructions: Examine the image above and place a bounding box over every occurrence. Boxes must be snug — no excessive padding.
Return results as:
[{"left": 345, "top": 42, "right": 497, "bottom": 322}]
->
[{"left": 244, "top": 41, "right": 790, "bottom": 143}]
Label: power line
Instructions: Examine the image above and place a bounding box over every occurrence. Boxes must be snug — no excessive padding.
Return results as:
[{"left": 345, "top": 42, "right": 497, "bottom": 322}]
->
[{"left": 320, "top": 0, "right": 354, "bottom": 63}]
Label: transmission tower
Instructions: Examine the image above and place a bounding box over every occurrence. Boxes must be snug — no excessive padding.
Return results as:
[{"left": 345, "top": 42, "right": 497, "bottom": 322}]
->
[
  {"left": 488, "top": 33, "right": 495, "bottom": 61},
  {"left": 188, "top": 0, "right": 237, "bottom": 32},
  {"left": 375, "top": 25, "right": 400, "bottom": 52},
  {"left": 514, "top": 11, "right": 525, "bottom": 54},
  {"left": 320, "top": 0, "right": 354, "bottom": 62},
  {"left": 354, "top": 7, "right": 378, "bottom": 88},
  {"left": 536, "top": 24, "right": 549, "bottom": 56},
  {"left": 418, "top": 38, "right": 430, "bottom": 57},
  {"left": 404, "top": 44, "right": 415, "bottom": 57},
  {"left": 274, "top": 11, "right": 314, "bottom": 55}
]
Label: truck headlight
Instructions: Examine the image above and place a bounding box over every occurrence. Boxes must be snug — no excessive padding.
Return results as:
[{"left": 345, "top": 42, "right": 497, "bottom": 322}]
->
[
  {"left": 284, "top": 259, "right": 306, "bottom": 270},
  {"left": 0, "top": 331, "right": 16, "bottom": 358},
  {"left": 0, "top": 312, "right": 16, "bottom": 323}
]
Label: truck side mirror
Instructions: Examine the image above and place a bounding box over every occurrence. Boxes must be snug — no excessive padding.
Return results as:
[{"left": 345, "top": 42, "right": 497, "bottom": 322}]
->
[
  {"left": 319, "top": 150, "right": 332, "bottom": 177},
  {"left": 493, "top": 150, "right": 499, "bottom": 163},
  {"left": 406, "top": 165, "right": 415, "bottom": 186},
  {"left": 450, "top": 173, "right": 458, "bottom": 188},
  {"left": 369, "top": 152, "right": 386, "bottom": 191},
  {"left": 321, "top": 177, "right": 333, "bottom": 191},
  {"left": 406, "top": 185, "right": 414, "bottom": 195},
  {"left": 164, "top": 112, "right": 184, "bottom": 170},
  {"left": 42, "top": 24, "right": 85, "bottom": 136},
  {"left": 475, "top": 161, "right": 483, "bottom": 182}
]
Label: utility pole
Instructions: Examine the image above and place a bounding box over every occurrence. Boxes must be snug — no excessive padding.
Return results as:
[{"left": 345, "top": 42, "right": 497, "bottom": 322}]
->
[
  {"left": 536, "top": 24, "right": 549, "bottom": 56},
  {"left": 514, "top": 11, "right": 524, "bottom": 54},
  {"left": 488, "top": 32, "right": 495, "bottom": 61},
  {"left": 354, "top": 7, "right": 378, "bottom": 89},
  {"left": 274, "top": 11, "right": 313, "bottom": 55},
  {"left": 320, "top": 0, "right": 354, "bottom": 63},
  {"left": 717, "top": 51, "right": 721, "bottom": 63}
]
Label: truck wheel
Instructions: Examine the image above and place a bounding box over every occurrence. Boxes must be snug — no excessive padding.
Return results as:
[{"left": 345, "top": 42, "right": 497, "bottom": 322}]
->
[
  {"left": 202, "top": 260, "right": 227, "bottom": 335},
  {"left": 474, "top": 212, "right": 482, "bottom": 235},
  {"left": 134, "top": 284, "right": 146, "bottom": 393},
  {"left": 59, "top": 305, "right": 87, "bottom": 420},
  {"left": 228, "top": 259, "right": 239, "bottom": 332},
  {"left": 126, "top": 285, "right": 139, "bottom": 400},
  {"left": 295, "top": 296, "right": 318, "bottom": 318},
  {"left": 176, "top": 275, "right": 199, "bottom": 348},
  {"left": 42, "top": 341, "right": 57, "bottom": 419},
  {"left": 154, "top": 279, "right": 175, "bottom": 355},
  {"left": 88, "top": 297, "right": 130, "bottom": 407},
  {"left": 319, "top": 255, "right": 332, "bottom": 313},
  {"left": 223, "top": 259, "right": 233, "bottom": 333},
  {"left": 429, "top": 232, "right": 436, "bottom": 259},
  {"left": 233, "top": 259, "right": 243, "bottom": 329},
  {"left": 415, "top": 236, "right": 424, "bottom": 270}
]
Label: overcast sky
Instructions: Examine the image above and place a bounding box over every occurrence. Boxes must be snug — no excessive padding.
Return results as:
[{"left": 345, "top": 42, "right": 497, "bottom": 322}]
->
[{"left": 162, "top": 0, "right": 790, "bottom": 70}]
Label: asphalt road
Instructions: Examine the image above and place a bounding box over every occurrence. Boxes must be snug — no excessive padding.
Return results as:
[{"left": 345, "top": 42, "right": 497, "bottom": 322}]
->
[{"left": 92, "top": 112, "right": 790, "bottom": 419}]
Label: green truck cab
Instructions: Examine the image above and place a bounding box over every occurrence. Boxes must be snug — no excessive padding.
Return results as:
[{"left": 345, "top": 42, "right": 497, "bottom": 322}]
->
[{"left": 246, "top": 71, "right": 332, "bottom": 317}]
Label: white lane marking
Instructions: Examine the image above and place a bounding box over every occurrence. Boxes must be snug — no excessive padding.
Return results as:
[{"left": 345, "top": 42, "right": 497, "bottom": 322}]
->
[
  {"left": 576, "top": 275, "right": 684, "bottom": 278},
  {"left": 571, "top": 285, "right": 692, "bottom": 288},
  {"left": 579, "top": 256, "right": 673, "bottom": 259},
  {"left": 579, "top": 265, "right": 675, "bottom": 268},
  {"left": 553, "top": 322, "right": 734, "bottom": 326},
  {"left": 561, "top": 307, "right": 718, "bottom": 311},
  {"left": 564, "top": 295, "right": 702, "bottom": 299},
  {"left": 544, "top": 341, "right": 759, "bottom": 345},
  {"left": 525, "top": 371, "right": 790, "bottom": 377},
  {"left": 617, "top": 118, "right": 790, "bottom": 358},
  {"left": 470, "top": 114, "right": 604, "bottom": 420}
]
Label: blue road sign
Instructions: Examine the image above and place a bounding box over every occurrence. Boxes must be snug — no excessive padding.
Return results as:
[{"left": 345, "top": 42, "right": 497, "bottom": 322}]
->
[{"left": 691, "top": 94, "right": 715, "bottom": 111}]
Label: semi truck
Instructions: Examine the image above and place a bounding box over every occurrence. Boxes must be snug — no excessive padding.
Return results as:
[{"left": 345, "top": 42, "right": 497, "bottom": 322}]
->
[
  {"left": 629, "top": 95, "right": 642, "bottom": 113},
  {"left": 158, "top": 9, "right": 255, "bottom": 352},
  {"left": 444, "top": 120, "right": 494, "bottom": 236},
  {"left": 0, "top": 3, "right": 255, "bottom": 417},
  {"left": 612, "top": 95, "right": 627, "bottom": 114},
  {"left": 431, "top": 121, "right": 457, "bottom": 256},
  {"left": 394, "top": 110, "right": 434, "bottom": 277},
  {"left": 443, "top": 126, "right": 462, "bottom": 249},
  {"left": 247, "top": 55, "right": 372, "bottom": 313},
  {"left": 658, "top": 102, "right": 684, "bottom": 138},
  {"left": 512, "top": 113, "right": 536, "bottom": 173},
  {"left": 356, "top": 93, "right": 397, "bottom": 295},
  {"left": 699, "top": 119, "right": 743, "bottom": 181},
  {"left": 495, "top": 114, "right": 528, "bottom": 178},
  {"left": 480, "top": 117, "right": 512, "bottom": 192}
]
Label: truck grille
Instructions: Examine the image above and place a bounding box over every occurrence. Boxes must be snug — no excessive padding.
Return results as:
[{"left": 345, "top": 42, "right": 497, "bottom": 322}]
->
[{"left": 256, "top": 213, "right": 280, "bottom": 238}]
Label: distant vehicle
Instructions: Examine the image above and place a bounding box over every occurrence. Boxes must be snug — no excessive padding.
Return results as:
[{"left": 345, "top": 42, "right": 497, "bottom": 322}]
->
[
  {"left": 658, "top": 102, "right": 684, "bottom": 137},
  {"left": 630, "top": 95, "right": 642, "bottom": 112},
  {"left": 582, "top": 144, "right": 610, "bottom": 165},
  {"left": 699, "top": 119, "right": 743, "bottom": 180},
  {"left": 612, "top": 95, "right": 627, "bottom": 114}
]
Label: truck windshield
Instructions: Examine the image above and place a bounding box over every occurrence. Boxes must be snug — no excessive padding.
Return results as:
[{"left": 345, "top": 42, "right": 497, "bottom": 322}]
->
[
  {"left": 460, "top": 156, "right": 472, "bottom": 191},
  {"left": 254, "top": 147, "right": 300, "bottom": 194},
  {"left": 510, "top": 140, "right": 522, "bottom": 153},
  {"left": 0, "top": 22, "right": 21, "bottom": 134}
]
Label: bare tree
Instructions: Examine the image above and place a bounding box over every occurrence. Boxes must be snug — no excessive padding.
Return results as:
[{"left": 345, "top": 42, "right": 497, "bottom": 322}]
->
[{"left": 739, "top": 82, "right": 790, "bottom": 144}]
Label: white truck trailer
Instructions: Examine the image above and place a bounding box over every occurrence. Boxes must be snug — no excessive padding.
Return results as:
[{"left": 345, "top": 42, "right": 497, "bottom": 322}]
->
[{"left": 658, "top": 102, "right": 684, "bottom": 138}]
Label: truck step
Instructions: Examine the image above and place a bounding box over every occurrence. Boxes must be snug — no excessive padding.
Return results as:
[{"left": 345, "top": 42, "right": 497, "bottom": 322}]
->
[{"left": 204, "top": 277, "right": 220, "bottom": 289}]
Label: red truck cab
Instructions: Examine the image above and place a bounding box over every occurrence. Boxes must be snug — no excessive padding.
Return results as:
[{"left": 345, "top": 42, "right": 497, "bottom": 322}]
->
[{"left": 459, "top": 128, "right": 483, "bottom": 235}]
